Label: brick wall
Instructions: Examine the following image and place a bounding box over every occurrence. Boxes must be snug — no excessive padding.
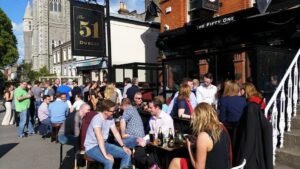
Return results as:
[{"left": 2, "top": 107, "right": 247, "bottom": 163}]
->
[
  {"left": 160, "top": 0, "right": 187, "bottom": 31},
  {"left": 218, "top": 0, "right": 253, "bottom": 16},
  {"left": 159, "top": 0, "right": 254, "bottom": 32}
]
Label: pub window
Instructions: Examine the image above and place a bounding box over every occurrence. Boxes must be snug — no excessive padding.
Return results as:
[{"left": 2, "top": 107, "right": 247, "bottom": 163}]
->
[
  {"left": 63, "top": 49, "right": 67, "bottom": 61},
  {"left": 52, "top": 40, "right": 55, "bottom": 48},
  {"left": 53, "top": 53, "right": 56, "bottom": 63},
  {"left": 68, "top": 47, "right": 72, "bottom": 60},
  {"left": 57, "top": 53, "right": 60, "bottom": 62},
  {"left": 54, "top": 1, "right": 58, "bottom": 11}
]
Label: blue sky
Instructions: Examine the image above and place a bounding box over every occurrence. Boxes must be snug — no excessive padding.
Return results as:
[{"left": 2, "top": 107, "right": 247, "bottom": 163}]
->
[{"left": 0, "top": 0, "right": 145, "bottom": 63}]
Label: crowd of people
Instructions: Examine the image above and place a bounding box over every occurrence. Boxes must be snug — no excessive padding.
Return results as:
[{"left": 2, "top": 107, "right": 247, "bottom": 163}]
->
[{"left": 1, "top": 73, "right": 273, "bottom": 169}]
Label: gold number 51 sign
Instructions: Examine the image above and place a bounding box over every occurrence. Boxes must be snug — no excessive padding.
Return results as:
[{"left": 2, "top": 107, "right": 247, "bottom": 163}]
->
[{"left": 71, "top": 1, "right": 105, "bottom": 57}]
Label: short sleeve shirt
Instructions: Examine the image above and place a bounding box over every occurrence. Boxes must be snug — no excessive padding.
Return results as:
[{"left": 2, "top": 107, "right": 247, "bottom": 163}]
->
[
  {"left": 84, "top": 113, "right": 115, "bottom": 151},
  {"left": 121, "top": 106, "right": 145, "bottom": 138},
  {"left": 31, "top": 86, "right": 43, "bottom": 101}
]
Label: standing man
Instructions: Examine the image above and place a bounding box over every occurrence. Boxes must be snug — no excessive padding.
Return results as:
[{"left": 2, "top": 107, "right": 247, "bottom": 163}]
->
[
  {"left": 15, "top": 80, "right": 34, "bottom": 138},
  {"left": 71, "top": 80, "right": 81, "bottom": 104},
  {"left": 52, "top": 78, "right": 60, "bottom": 94},
  {"left": 120, "top": 98, "right": 145, "bottom": 148},
  {"left": 31, "top": 80, "right": 43, "bottom": 123},
  {"left": 122, "top": 77, "right": 132, "bottom": 98},
  {"left": 196, "top": 73, "right": 218, "bottom": 105},
  {"left": 44, "top": 81, "right": 55, "bottom": 101},
  {"left": 57, "top": 80, "right": 72, "bottom": 101},
  {"left": 126, "top": 77, "right": 139, "bottom": 102}
]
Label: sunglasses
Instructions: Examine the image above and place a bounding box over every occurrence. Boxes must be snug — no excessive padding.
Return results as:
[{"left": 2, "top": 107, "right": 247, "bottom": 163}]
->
[
  {"left": 107, "top": 109, "right": 117, "bottom": 113},
  {"left": 135, "top": 97, "right": 142, "bottom": 100}
]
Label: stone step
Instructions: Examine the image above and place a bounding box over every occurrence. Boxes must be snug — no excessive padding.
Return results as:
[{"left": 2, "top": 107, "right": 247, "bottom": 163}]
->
[
  {"left": 274, "top": 163, "right": 296, "bottom": 169},
  {"left": 276, "top": 147, "right": 300, "bottom": 169},
  {"left": 291, "top": 116, "right": 300, "bottom": 130},
  {"left": 283, "top": 129, "right": 300, "bottom": 149}
]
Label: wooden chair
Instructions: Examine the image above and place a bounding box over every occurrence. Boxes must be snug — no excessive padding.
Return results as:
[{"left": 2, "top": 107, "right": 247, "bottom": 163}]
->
[
  {"left": 231, "top": 159, "right": 246, "bottom": 169},
  {"left": 84, "top": 153, "right": 104, "bottom": 169}
]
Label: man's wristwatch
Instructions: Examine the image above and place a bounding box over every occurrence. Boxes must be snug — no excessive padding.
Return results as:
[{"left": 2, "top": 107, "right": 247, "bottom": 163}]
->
[{"left": 121, "top": 144, "right": 125, "bottom": 148}]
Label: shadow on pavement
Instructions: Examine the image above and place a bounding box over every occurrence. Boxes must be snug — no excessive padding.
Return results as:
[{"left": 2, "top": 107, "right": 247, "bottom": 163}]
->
[
  {"left": 0, "top": 143, "right": 18, "bottom": 158},
  {"left": 59, "top": 147, "right": 76, "bottom": 169}
]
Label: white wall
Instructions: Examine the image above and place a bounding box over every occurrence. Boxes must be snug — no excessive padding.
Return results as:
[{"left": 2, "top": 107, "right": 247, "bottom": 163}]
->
[{"left": 110, "top": 20, "right": 160, "bottom": 81}]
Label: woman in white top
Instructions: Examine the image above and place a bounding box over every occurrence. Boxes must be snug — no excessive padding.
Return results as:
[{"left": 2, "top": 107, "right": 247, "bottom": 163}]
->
[{"left": 2, "top": 84, "right": 14, "bottom": 125}]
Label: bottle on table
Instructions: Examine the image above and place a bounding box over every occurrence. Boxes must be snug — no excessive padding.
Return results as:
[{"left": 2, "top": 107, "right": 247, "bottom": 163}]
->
[
  {"left": 158, "top": 127, "right": 164, "bottom": 146},
  {"left": 168, "top": 128, "right": 175, "bottom": 147}
]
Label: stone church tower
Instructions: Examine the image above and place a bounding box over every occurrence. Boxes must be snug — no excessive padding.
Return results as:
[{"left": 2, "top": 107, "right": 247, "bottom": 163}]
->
[
  {"left": 23, "top": 0, "right": 70, "bottom": 70},
  {"left": 23, "top": 1, "right": 33, "bottom": 64}
]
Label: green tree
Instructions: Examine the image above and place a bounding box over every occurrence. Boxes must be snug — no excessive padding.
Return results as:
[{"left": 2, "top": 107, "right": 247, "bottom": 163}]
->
[{"left": 0, "top": 8, "right": 18, "bottom": 68}]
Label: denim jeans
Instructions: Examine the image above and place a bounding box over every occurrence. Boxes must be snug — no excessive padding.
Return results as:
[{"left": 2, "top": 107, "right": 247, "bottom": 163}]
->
[
  {"left": 34, "top": 101, "right": 42, "bottom": 122},
  {"left": 122, "top": 136, "right": 138, "bottom": 149},
  {"left": 86, "top": 143, "right": 131, "bottom": 169},
  {"left": 39, "top": 118, "right": 52, "bottom": 135},
  {"left": 18, "top": 109, "right": 34, "bottom": 137}
]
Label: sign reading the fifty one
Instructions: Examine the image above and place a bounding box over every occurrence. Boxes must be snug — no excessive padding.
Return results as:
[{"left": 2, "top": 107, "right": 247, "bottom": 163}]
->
[{"left": 71, "top": 1, "right": 106, "bottom": 57}]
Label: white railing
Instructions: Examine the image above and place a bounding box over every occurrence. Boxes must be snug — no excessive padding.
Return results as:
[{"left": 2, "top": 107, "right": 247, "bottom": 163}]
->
[{"left": 265, "top": 49, "right": 300, "bottom": 165}]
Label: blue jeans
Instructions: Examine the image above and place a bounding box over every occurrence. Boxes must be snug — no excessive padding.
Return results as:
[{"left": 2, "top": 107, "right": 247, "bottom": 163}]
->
[
  {"left": 34, "top": 101, "right": 42, "bottom": 121},
  {"left": 18, "top": 109, "right": 34, "bottom": 137},
  {"left": 122, "top": 136, "right": 138, "bottom": 149},
  {"left": 39, "top": 118, "right": 52, "bottom": 135},
  {"left": 86, "top": 143, "right": 131, "bottom": 169}
]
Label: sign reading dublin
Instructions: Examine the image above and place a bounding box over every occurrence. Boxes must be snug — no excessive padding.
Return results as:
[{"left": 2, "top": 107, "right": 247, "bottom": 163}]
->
[{"left": 71, "top": 1, "right": 106, "bottom": 57}]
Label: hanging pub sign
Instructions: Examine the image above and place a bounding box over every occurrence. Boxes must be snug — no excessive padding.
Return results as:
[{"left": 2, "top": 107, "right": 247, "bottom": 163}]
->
[
  {"left": 190, "top": 0, "right": 219, "bottom": 12},
  {"left": 71, "top": 0, "right": 106, "bottom": 57}
]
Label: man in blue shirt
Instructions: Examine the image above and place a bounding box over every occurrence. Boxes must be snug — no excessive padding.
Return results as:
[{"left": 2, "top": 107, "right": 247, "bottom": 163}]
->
[
  {"left": 57, "top": 80, "right": 72, "bottom": 101},
  {"left": 49, "top": 93, "right": 69, "bottom": 123},
  {"left": 120, "top": 98, "right": 145, "bottom": 148}
]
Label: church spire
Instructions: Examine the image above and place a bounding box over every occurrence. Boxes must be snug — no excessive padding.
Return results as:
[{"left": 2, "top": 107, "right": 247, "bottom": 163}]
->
[{"left": 24, "top": 0, "right": 32, "bottom": 19}]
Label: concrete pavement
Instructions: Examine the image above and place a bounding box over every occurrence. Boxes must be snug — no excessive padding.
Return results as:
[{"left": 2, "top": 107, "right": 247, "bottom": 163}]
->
[{"left": 0, "top": 103, "right": 74, "bottom": 169}]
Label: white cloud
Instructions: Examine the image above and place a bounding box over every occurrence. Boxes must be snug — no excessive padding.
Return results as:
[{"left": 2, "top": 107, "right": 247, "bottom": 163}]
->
[{"left": 12, "top": 22, "right": 24, "bottom": 64}]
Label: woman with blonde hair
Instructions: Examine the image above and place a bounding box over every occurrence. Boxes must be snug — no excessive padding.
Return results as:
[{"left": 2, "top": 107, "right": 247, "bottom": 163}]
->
[
  {"left": 233, "top": 82, "right": 272, "bottom": 169},
  {"left": 169, "top": 103, "right": 232, "bottom": 169},
  {"left": 104, "top": 83, "right": 119, "bottom": 104},
  {"left": 218, "top": 81, "right": 246, "bottom": 139},
  {"left": 171, "top": 84, "right": 193, "bottom": 118}
]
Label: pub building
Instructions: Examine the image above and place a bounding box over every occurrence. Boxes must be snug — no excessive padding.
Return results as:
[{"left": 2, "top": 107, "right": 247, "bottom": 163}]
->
[{"left": 156, "top": 0, "right": 300, "bottom": 100}]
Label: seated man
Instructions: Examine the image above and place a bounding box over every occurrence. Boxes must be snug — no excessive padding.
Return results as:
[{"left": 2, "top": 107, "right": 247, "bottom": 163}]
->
[
  {"left": 84, "top": 100, "right": 131, "bottom": 169},
  {"left": 136, "top": 98, "right": 175, "bottom": 168},
  {"left": 133, "top": 92, "right": 147, "bottom": 113},
  {"left": 120, "top": 98, "right": 145, "bottom": 148},
  {"left": 49, "top": 93, "right": 69, "bottom": 124},
  {"left": 38, "top": 95, "right": 52, "bottom": 137},
  {"left": 58, "top": 103, "right": 91, "bottom": 149}
]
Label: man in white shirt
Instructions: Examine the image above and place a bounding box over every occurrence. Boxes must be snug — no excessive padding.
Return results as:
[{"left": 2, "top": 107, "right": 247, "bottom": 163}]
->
[
  {"left": 122, "top": 77, "right": 132, "bottom": 98},
  {"left": 137, "top": 98, "right": 174, "bottom": 146},
  {"left": 196, "top": 73, "right": 218, "bottom": 105}
]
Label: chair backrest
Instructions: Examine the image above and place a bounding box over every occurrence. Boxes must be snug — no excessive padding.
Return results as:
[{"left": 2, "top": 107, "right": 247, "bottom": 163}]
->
[{"left": 231, "top": 159, "right": 246, "bottom": 169}]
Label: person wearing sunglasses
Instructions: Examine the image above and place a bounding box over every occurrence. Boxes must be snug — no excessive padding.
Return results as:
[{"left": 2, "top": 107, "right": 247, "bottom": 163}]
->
[{"left": 84, "top": 100, "right": 131, "bottom": 169}]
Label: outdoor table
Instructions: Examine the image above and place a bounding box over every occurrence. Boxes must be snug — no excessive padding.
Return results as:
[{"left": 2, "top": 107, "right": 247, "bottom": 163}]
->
[{"left": 147, "top": 141, "right": 188, "bottom": 169}]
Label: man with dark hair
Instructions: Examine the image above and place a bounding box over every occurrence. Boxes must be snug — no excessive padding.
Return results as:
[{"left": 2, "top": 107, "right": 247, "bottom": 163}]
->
[
  {"left": 123, "top": 77, "right": 132, "bottom": 98},
  {"left": 31, "top": 80, "right": 43, "bottom": 123},
  {"left": 15, "top": 81, "right": 34, "bottom": 138},
  {"left": 196, "top": 72, "right": 217, "bottom": 105},
  {"left": 126, "top": 77, "right": 139, "bottom": 102},
  {"left": 49, "top": 93, "right": 69, "bottom": 124},
  {"left": 84, "top": 100, "right": 131, "bottom": 169},
  {"left": 71, "top": 80, "right": 82, "bottom": 104},
  {"left": 57, "top": 80, "right": 72, "bottom": 101},
  {"left": 166, "top": 77, "right": 197, "bottom": 114},
  {"left": 44, "top": 81, "right": 55, "bottom": 101},
  {"left": 38, "top": 95, "right": 52, "bottom": 138}
]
